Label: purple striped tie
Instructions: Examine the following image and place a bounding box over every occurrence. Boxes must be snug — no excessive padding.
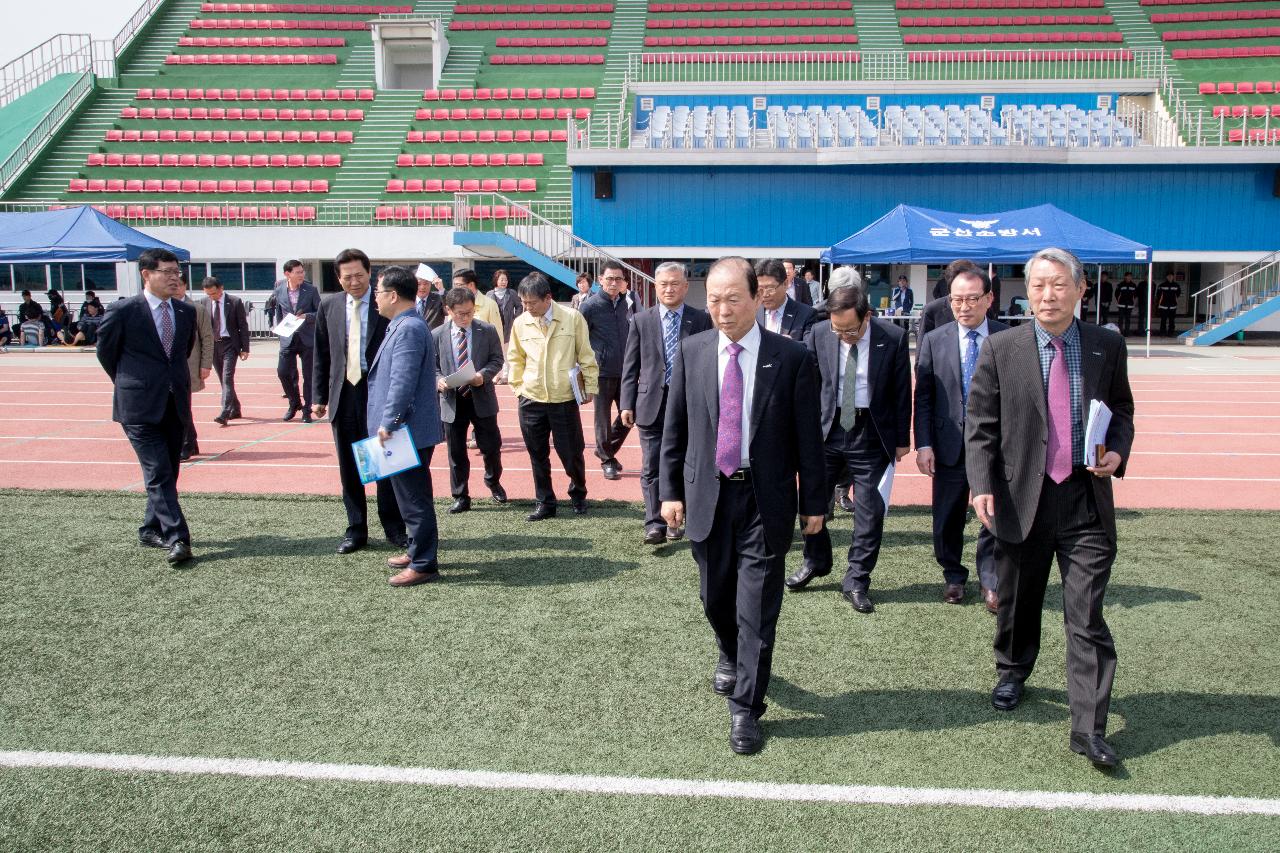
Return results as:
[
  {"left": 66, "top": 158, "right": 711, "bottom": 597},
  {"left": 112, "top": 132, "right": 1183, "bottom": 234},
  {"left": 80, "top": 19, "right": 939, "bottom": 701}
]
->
[
  {"left": 716, "top": 342, "right": 744, "bottom": 477},
  {"left": 1045, "top": 337, "right": 1072, "bottom": 483}
]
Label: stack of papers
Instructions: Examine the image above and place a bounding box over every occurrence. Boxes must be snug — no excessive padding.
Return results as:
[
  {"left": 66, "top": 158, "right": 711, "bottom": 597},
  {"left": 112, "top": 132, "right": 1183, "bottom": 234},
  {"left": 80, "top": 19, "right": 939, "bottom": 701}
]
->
[
  {"left": 272, "top": 314, "right": 305, "bottom": 338},
  {"left": 1085, "top": 399, "right": 1113, "bottom": 467}
]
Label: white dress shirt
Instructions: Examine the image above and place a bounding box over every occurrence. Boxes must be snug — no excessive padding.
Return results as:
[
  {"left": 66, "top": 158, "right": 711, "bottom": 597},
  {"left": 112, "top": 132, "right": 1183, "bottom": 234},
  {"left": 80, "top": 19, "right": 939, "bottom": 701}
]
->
[
  {"left": 836, "top": 327, "right": 871, "bottom": 409},
  {"left": 142, "top": 289, "right": 173, "bottom": 342},
  {"left": 763, "top": 300, "right": 787, "bottom": 334},
  {"left": 346, "top": 289, "right": 371, "bottom": 373},
  {"left": 208, "top": 294, "right": 229, "bottom": 338},
  {"left": 716, "top": 324, "right": 759, "bottom": 469},
  {"left": 957, "top": 318, "right": 990, "bottom": 364}
]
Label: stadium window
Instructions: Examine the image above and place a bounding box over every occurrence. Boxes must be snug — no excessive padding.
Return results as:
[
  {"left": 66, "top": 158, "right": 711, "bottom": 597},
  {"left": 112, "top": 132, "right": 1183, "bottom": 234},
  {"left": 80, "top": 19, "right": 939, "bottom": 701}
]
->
[
  {"left": 52, "top": 263, "right": 84, "bottom": 290},
  {"left": 12, "top": 264, "right": 48, "bottom": 291},
  {"left": 182, "top": 262, "right": 209, "bottom": 285},
  {"left": 0, "top": 265, "right": 13, "bottom": 291},
  {"left": 243, "top": 262, "right": 275, "bottom": 291},
  {"left": 210, "top": 263, "right": 244, "bottom": 290},
  {"left": 82, "top": 263, "right": 116, "bottom": 291}
]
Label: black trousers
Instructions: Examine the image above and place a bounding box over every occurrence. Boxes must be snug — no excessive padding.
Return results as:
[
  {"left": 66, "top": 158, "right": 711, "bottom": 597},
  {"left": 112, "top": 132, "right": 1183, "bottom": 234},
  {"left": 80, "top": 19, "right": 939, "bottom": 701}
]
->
[
  {"left": 691, "top": 476, "right": 784, "bottom": 719},
  {"left": 801, "top": 410, "right": 891, "bottom": 593},
  {"left": 390, "top": 445, "right": 439, "bottom": 572},
  {"left": 518, "top": 397, "right": 587, "bottom": 505},
  {"left": 1158, "top": 307, "right": 1177, "bottom": 336},
  {"left": 331, "top": 379, "right": 405, "bottom": 541},
  {"left": 277, "top": 341, "right": 314, "bottom": 409},
  {"left": 592, "top": 376, "right": 632, "bottom": 465},
  {"left": 1097, "top": 301, "right": 1111, "bottom": 325},
  {"left": 445, "top": 393, "right": 503, "bottom": 498},
  {"left": 123, "top": 395, "right": 190, "bottom": 545},
  {"left": 994, "top": 472, "right": 1117, "bottom": 736},
  {"left": 212, "top": 339, "right": 241, "bottom": 418},
  {"left": 1116, "top": 307, "right": 1133, "bottom": 336},
  {"left": 933, "top": 457, "right": 999, "bottom": 590},
  {"left": 636, "top": 398, "right": 668, "bottom": 533},
  {"left": 180, "top": 395, "right": 200, "bottom": 457}
]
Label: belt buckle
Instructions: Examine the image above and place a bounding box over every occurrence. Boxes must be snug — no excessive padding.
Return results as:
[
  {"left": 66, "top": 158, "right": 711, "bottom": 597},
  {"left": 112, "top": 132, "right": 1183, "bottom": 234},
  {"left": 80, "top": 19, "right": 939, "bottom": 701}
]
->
[{"left": 729, "top": 468, "right": 748, "bottom": 481}]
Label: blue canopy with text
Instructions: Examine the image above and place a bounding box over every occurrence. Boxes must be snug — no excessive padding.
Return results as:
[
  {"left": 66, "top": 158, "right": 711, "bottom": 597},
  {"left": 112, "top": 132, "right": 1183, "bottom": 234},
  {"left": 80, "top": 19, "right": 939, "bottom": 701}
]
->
[{"left": 0, "top": 206, "right": 190, "bottom": 262}]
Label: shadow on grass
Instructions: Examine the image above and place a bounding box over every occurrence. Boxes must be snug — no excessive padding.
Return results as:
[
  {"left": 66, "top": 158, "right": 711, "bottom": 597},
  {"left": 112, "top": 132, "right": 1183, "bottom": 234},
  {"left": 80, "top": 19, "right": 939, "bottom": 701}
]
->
[
  {"left": 444, "top": 554, "right": 641, "bottom": 587},
  {"left": 783, "top": 580, "right": 1199, "bottom": 609},
  {"left": 1110, "top": 692, "right": 1280, "bottom": 760}
]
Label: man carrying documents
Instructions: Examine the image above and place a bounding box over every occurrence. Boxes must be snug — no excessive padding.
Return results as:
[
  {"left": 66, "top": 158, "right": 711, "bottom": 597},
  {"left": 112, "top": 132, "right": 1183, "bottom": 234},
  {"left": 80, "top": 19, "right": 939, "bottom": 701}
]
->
[
  {"left": 434, "top": 287, "right": 507, "bottom": 514},
  {"left": 966, "top": 248, "right": 1135, "bottom": 768},
  {"left": 364, "top": 265, "right": 444, "bottom": 587}
]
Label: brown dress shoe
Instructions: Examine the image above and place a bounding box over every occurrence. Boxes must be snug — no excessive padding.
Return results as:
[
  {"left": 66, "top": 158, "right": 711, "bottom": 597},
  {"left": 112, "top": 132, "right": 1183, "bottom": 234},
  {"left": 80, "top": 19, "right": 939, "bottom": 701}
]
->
[
  {"left": 943, "top": 583, "right": 965, "bottom": 604},
  {"left": 389, "top": 568, "right": 439, "bottom": 587},
  {"left": 387, "top": 553, "right": 411, "bottom": 569},
  {"left": 982, "top": 587, "right": 999, "bottom": 614}
]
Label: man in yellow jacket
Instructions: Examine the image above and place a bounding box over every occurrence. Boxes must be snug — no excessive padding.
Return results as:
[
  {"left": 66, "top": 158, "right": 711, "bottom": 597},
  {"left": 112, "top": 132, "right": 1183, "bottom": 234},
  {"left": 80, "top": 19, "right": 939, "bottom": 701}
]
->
[{"left": 508, "top": 271, "right": 599, "bottom": 521}]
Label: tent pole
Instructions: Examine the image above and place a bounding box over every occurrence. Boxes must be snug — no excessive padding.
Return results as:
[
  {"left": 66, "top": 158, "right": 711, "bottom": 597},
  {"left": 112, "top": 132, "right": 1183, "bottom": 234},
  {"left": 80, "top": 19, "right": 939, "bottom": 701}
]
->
[
  {"left": 1145, "top": 261, "right": 1153, "bottom": 358},
  {"left": 1096, "top": 263, "right": 1102, "bottom": 324}
]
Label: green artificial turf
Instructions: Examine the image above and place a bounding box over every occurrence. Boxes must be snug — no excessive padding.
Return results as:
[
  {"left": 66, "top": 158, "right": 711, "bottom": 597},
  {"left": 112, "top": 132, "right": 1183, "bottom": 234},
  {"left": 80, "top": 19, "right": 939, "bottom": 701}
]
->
[{"left": 1, "top": 490, "right": 1278, "bottom": 849}]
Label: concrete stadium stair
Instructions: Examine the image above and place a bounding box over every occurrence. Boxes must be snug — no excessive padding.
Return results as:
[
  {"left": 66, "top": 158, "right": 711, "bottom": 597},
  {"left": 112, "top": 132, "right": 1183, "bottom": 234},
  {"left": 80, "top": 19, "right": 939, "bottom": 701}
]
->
[
  {"left": 5, "top": 88, "right": 136, "bottom": 202},
  {"left": 590, "top": 0, "right": 648, "bottom": 148},
  {"left": 859, "top": 0, "right": 907, "bottom": 51},
  {"left": 118, "top": 0, "right": 207, "bottom": 81},
  {"left": 327, "top": 91, "right": 424, "bottom": 201}
]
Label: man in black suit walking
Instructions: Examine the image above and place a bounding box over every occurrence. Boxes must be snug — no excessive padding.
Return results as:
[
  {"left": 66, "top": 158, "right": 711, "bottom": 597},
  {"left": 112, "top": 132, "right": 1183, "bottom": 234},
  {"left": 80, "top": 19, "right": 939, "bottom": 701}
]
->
[
  {"left": 967, "top": 247, "right": 1135, "bottom": 768},
  {"left": 413, "top": 264, "right": 446, "bottom": 329},
  {"left": 659, "top": 256, "right": 826, "bottom": 755},
  {"left": 312, "top": 248, "right": 407, "bottom": 554},
  {"left": 96, "top": 248, "right": 196, "bottom": 566},
  {"left": 579, "top": 261, "right": 634, "bottom": 481},
  {"left": 620, "top": 261, "right": 712, "bottom": 545},
  {"left": 434, "top": 287, "right": 507, "bottom": 513},
  {"left": 270, "top": 259, "right": 322, "bottom": 423},
  {"left": 755, "top": 258, "right": 816, "bottom": 342},
  {"left": 786, "top": 285, "right": 912, "bottom": 615},
  {"left": 782, "top": 260, "right": 812, "bottom": 306},
  {"left": 201, "top": 276, "right": 251, "bottom": 425},
  {"left": 914, "top": 268, "right": 1008, "bottom": 611}
]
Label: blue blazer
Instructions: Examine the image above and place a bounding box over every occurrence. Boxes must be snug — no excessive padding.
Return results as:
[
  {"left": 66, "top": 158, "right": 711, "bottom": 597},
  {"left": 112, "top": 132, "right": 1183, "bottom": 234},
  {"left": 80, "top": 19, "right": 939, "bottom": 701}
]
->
[
  {"left": 366, "top": 308, "right": 443, "bottom": 448},
  {"left": 96, "top": 293, "right": 194, "bottom": 425}
]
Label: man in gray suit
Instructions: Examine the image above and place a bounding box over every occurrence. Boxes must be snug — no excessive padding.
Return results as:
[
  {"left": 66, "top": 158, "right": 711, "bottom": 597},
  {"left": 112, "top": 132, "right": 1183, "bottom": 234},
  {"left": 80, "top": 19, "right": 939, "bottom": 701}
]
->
[
  {"left": 915, "top": 268, "right": 1008, "bottom": 611},
  {"left": 177, "top": 276, "right": 214, "bottom": 460},
  {"left": 755, "top": 258, "right": 816, "bottom": 342},
  {"left": 967, "top": 247, "right": 1135, "bottom": 768},
  {"left": 201, "top": 276, "right": 251, "bottom": 425},
  {"left": 271, "top": 259, "right": 322, "bottom": 423},
  {"left": 369, "top": 265, "right": 445, "bottom": 587},
  {"left": 434, "top": 287, "right": 507, "bottom": 514}
]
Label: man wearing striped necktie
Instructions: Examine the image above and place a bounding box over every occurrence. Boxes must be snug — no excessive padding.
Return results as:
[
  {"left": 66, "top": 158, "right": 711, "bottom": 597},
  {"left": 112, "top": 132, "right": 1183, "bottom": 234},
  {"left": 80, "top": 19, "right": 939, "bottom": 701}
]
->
[{"left": 966, "top": 247, "right": 1135, "bottom": 768}]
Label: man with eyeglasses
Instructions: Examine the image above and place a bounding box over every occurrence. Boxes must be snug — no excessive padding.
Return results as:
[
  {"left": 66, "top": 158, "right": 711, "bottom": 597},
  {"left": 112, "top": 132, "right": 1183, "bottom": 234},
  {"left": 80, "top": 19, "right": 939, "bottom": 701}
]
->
[
  {"left": 579, "top": 261, "right": 634, "bottom": 481},
  {"left": 312, "top": 248, "right": 408, "bottom": 555},
  {"left": 754, "top": 258, "right": 815, "bottom": 342},
  {"left": 914, "top": 268, "right": 1008, "bottom": 612},
  {"left": 96, "top": 248, "right": 197, "bottom": 566},
  {"left": 785, "top": 285, "right": 912, "bottom": 615}
]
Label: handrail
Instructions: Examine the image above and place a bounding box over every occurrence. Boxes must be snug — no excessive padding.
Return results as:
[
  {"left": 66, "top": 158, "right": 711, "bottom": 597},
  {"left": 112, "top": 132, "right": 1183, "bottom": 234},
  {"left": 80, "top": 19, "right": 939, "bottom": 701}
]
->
[
  {"left": 0, "top": 35, "right": 93, "bottom": 108},
  {"left": 1190, "top": 251, "right": 1280, "bottom": 334},
  {"left": 0, "top": 71, "right": 96, "bottom": 196},
  {"left": 113, "top": 0, "right": 168, "bottom": 58},
  {"left": 1190, "top": 250, "right": 1280, "bottom": 301}
]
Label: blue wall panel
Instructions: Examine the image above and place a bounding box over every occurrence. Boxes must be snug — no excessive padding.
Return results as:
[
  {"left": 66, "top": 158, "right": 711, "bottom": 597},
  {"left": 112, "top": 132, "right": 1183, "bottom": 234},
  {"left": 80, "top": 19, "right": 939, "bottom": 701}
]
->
[{"left": 572, "top": 163, "right": 1280, "bottom": 252}]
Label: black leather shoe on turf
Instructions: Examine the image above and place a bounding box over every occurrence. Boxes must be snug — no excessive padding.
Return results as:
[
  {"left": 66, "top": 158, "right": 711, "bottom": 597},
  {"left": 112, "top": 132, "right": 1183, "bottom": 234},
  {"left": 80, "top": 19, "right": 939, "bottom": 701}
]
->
[
  {"left": 842, "top": 590, "right": 875, "bottom": 613},
  {"left": 571, "top": 500, "right": 589, "bottom": 516},
  {"left": 490, "top": 487, "right": 508, "bottom": 504},
  {"left": 449, "top": 497, "right": 472, "bottom": 514},
  {"left": 526, "top": 503, "right": 557, "bottom": 522},
  {"left": 991, "top": 679, "right": 1024, "bottom": 712},
  {"left": 838, "top": 493, "right": 856, "bottom": 513},
  {"left": 167, "top": 541, "right": 193, "bottom": 565},
  {"left": 644, "top": 527, "right": 667, "bottom": 546},
  {"left": 1070, "top": 732, "right": 1118, "bottom": 767},
  {"left": 785, "top": 564, "right": 830, "bottom": 590},
  {"left": 337, "top": 536, "right": 366, "bottom": 555},
  {"left": 713, "top": 662, "right": 737, "bottom": 696},
  {"left": 729, "top": 712, "right": 764, "bottom": 755},
  {"left": 139, "top": 530, "right": 166, "bottom": 549}
]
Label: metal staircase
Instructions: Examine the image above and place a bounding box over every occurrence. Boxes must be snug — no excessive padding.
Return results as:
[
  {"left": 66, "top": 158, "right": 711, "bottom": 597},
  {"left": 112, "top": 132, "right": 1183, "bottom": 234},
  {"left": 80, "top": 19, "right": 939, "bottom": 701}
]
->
[
  {"left": 590, "top": 0, "right": 647, "bottom": 148},
  {"left": 117, "top": 0, "right": 204, "bottom": 80},
  {"left": 1182, "top": 252, "right": 1280, "bottom": 346},
  {"left": 5, "top": 88, "right": 135, "bottom": 202},
  {"left": 327, "top": 90, "right": 422, "bottom": 201}
]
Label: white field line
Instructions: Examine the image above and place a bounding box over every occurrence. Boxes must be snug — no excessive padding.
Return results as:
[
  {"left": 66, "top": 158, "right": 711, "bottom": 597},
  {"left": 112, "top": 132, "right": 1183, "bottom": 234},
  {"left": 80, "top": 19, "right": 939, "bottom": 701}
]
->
[{"left": 1, "top": 750, "right": 1277, "bottom": 817}]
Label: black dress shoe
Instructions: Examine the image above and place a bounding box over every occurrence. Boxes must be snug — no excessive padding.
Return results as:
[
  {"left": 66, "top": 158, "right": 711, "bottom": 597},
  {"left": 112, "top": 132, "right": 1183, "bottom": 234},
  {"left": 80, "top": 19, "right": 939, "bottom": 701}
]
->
[
  {"left": 785, "top": 564, "right": 830, "bottom": 590},
  {"left": 166, "top": 541, "right": 193, "bottom": 565},
  {"left": 179, "top": 452, "right": 192, "bottom": 462},
  {"left": 449, "top": 497, "right": 472, "bottom": 514},
  {"left": 838, "top": 492, "right": 856, "bottom": 512},
  {"left": 601, "top": 462, "right": 620, "bottom": 481},
  {"left": 729, "top": 712, "right": 764, "bottom": 755},
  {"left": 337, "top": 536, "right": 366, "bottom": 555},
  {"left": 387, "top": 532, "right": 410, "bottom": 549},
  {"left": 1070, "top": 732, "right": 1119, "bottom": 767},
  {"left": 138, "top": 530, "right": 166, "bottom": 549},
  {"left": 644, "top": 527, "right": 667, "bottom": 546},
  {"left": 301, "top": 412, "right": 313, "bottom": 424},
  {"left": 490, "top": 487, "right": 508, "bottom": 503},
  {"left": 213, "top": 414, "right": 228, "bottom": 426},
  {"left": 571, "top": 500, "right": 588, "bottom": 516},
  {"left": 713, "top": 661, "right": 736, "bottom": 696},
  {"left": 526, "top": 502, "right": 557, "bottom": 522},
  {"left": 842, "top": 589, "right": 874, "bottom": 613},
  {"left": 283, "top": 405, "right": 298, "bottom": 422},
  {"left": 991, "top": 678, "right": 1024, "bottom": 711}
]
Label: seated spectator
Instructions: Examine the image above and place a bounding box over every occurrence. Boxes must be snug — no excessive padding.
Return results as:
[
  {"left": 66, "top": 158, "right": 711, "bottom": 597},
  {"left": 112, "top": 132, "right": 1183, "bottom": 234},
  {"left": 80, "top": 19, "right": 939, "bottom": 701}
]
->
[
  {"left": 59, "top": 302, "right": 104, "bottom": 346},
  {"left": 0, "top": 306, "right": 11, "bottom": 348},
  {"left": 19, "top": 303, "right": 47, "bottom": 346},
  {"left": 79, "top": 290, "right": 105, "bottom": 318}
]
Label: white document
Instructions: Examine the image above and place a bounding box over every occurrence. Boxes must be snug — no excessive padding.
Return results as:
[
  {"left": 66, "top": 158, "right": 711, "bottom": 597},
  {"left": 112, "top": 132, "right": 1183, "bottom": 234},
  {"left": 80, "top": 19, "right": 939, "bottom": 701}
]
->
[
  {"left": 1085, "top": 399, "right": 1113, "bottom": 467},
  {"left": 877, "top": 463, "right": 895, "bottom": 519},
  {"left": 272, "top": 313, "right": 305, "bottom": 338},
  {"left": 444, "top": 360, "right": 477, "bottom": 389},
  {"left": 351, "top": 426, "right": 421, "bottom": 485},
  {"left": 568, "top": 365, "right": 587, "bottom": 404}
]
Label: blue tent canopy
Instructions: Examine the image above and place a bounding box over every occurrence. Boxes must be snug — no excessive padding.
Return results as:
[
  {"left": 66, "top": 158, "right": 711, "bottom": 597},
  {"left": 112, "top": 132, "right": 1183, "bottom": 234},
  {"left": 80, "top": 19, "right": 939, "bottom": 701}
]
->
[
  {"left": 0, "top": 206, "right": 190, "bottom": 262},
  {"left": 821, "top": 204, "right": 1151, "bottom": 265}
]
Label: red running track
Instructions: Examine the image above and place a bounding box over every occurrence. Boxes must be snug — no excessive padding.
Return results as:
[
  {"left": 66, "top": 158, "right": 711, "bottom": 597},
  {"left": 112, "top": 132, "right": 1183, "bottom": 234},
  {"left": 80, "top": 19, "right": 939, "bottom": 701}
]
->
[{"left": 1, "top": 359, "right": 1279, "bottom": 510}]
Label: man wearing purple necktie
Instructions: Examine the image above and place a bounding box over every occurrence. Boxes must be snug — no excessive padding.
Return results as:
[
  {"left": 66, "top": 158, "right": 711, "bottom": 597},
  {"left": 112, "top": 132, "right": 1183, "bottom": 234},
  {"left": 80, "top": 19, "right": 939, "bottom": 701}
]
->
[
  {"left": 966, "top": 247, "right": 1135, "bottom": 769},
  {"left": 658, "top": 257, "right": 826, "bottom": 756}
]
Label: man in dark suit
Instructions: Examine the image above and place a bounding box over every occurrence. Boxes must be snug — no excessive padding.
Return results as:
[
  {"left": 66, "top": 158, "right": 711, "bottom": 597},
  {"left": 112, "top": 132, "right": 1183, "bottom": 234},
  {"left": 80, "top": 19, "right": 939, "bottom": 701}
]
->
[
  {"left": 890, "top": 275, "right": 915, "bottom": 315},
  {"left": 786, "top": 285, "right": 912, "bottom": 615},
  {"left": 917, "top": 259, "right": 986, "bottom": 341},
  {"left": 200, "top": 276, "right": 250, "bottom": 425},
  {"left": 782, "top": 260, "right": 812, "bottom": 306},
  {"left": 271, "top": 259, "right": 321, "bottom": 423},
  {"left": 312, "top": 248, "right": 407, "bottom": 554},
  {"left": 413, "top": 264, "right": 446, "bottom": 329},
  {"left": 967, "top": 247, "right": 1135, "bottom": 768},
  {"left": 659, "top": 256, "right": 826, "bottom": 755},
  {"left": 620, "top": 261, "right": 712, "bottom": 545},
  {"left": 434, "top": 286, "right": 507, "bottom": 513},
  {"left": 368, "top": 265, "right": 445, "bottom": 587},
  {"left": 755, "top": 258, "right": 816, "bottom": 342},
  {"left": 96, "top": 248, "right": 197, "bottom": 566},
  {"left": 177, "top": 276, "right": 213, "bottom": 461},
  {"left": 914, "top": 268, "right": 1008, "bottom": 611},
  {"left": 579, "top": 261, "right": 634, "bottom": 480}
]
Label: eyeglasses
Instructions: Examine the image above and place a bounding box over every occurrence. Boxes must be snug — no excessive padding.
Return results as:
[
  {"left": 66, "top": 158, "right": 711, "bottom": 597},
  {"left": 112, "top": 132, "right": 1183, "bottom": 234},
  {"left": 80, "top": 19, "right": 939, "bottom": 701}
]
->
[
  {"left": 152, "top": 268, "right": 182, "bottom": 278},
  {"left": 601, "top": 275, "right": 626, "bottom": 283},
  {"left": 949, "top": 295, "right": 988, "bottom": 307},
  {"left": 831, "top": 322, "right": 867, "bottom": 341}
]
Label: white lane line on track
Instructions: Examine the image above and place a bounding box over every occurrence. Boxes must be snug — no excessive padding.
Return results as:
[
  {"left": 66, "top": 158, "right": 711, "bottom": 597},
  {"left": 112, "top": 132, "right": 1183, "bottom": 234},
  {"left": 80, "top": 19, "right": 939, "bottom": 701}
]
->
[{"left": 1, "top": 750, "right": 1276, "bottom": 817}]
